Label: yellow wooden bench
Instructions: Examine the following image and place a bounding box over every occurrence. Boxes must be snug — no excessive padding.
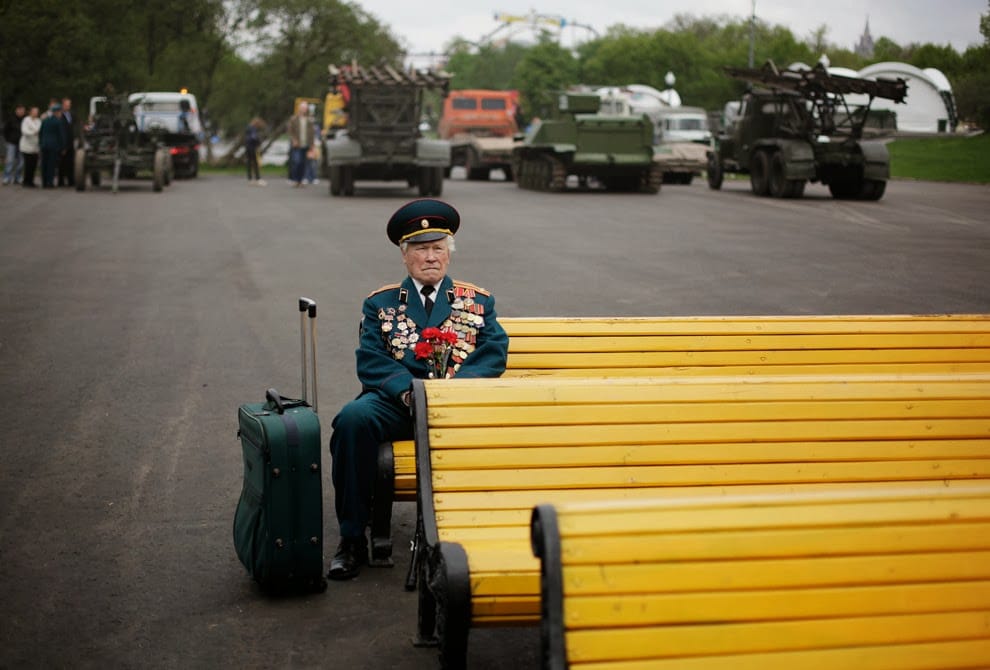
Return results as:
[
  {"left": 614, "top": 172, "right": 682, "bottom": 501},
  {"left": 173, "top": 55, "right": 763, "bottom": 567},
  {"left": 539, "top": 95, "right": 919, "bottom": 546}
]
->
[
  {"left": 530, "top": 484, "right": 990, "bottom": 669},
  {"left": 407, "top": 373, "right": 990, "bottom": 668},
  {"left": 368, "top": 314, "right": 990, "bottom": 566}
]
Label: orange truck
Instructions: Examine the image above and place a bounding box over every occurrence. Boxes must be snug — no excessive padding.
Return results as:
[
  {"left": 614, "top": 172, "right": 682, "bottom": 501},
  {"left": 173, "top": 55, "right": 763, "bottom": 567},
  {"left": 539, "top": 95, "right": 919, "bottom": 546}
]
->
[{"left": 438, "top": 89, "right": 519, "bottom": 181}]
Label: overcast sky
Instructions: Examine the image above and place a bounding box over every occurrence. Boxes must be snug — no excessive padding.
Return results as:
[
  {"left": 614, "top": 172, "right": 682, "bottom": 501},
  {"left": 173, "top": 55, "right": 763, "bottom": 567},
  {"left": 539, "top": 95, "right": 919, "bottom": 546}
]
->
[{"left": 354, "top": 0, "right": 986, "bottom": 60}]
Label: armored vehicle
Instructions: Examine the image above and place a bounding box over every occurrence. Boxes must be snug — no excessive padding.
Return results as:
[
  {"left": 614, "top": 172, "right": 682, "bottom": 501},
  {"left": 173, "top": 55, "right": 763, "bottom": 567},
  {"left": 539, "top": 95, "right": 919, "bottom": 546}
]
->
[
  {"left": 324, "top": 63, "right": 451, "bottom": 197},
  {"left": 76, "top": 93, "right": 172, "bottom": 193},
  {"left": 512, "top": 92, "right": 661, "bottom": 193},
  {"left": 707, "top": 61, "right": 907, "bottom": 200}
]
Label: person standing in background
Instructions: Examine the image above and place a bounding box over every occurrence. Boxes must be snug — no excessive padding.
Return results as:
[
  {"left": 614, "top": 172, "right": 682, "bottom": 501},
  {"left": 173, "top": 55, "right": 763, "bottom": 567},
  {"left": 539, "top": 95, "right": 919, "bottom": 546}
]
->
[
  {"left": 19, "top": 106, "right": 41, "bottom": 188},
  {"left": 287, "top": 100, "right": 314, "bottom": 188},
  {"left": 245, "top": 117, "right": 266, "bottom": 186},
  {"left": 58, "top": 98, "right": 77, "bottom": 187},
  {"left": 3, "top": 104, "right": 25, "bottom": 185},
  {"left": 39, "top": 103, "right": 64, "bottom": 188}
]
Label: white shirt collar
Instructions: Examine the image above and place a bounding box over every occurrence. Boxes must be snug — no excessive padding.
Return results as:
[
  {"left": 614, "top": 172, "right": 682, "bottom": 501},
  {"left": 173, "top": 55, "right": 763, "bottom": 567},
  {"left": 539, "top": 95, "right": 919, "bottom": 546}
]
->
[{"left": 410, "top": 277, "right": 442, "bottom": 307}]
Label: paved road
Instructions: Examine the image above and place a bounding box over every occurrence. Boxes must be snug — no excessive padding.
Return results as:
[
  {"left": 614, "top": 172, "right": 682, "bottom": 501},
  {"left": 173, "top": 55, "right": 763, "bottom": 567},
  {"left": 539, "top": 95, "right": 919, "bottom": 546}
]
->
[{"left": 1, "top": 174, "right": 988, "bottom": 669}]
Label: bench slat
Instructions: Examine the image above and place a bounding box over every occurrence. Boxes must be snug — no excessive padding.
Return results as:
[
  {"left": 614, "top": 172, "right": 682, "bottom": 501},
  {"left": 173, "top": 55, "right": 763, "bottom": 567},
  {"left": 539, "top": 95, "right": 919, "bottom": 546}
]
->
[
  {"left": 432, "top": 479, "right": 990, "bottom": 510},
  {"left": 562, "top": 550, "right": 990, "bottom": 595},
  {"left": 431, "top": 459, "right": 990, "bottom": 492},
  {"left": 423, "top": 375, "right": 990, "bottom": 406},
  {"left": 565, "top": 611, "right": 990, "bottom": 664},
  {"left": 504, "top": 348, "right": 990, "bottom": 369},
  {"left": 428, "top": 421, "right": 990, "bottom": 449},
  {"left": 501, "top": 315, "right": 990, "bottom": 337},
  {"left": 506, "top": 333, "right": 990, "bottom": 353},
  {"left": 505, "top": 361, "right": 990, "bottom": 376},
  {"left": 426, "top": 398, "right": 990, "bottom": 427},
  {"left": 564, "top": 580, "right": 990, "bottom": 628},
  {"left": 432, "top": 439, "right": 990, "bottom": 469}
]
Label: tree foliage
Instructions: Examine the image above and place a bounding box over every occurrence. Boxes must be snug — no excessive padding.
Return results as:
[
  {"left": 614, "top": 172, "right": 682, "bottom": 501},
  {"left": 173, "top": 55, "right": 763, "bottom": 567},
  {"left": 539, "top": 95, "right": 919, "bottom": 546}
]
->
[{"left": 2, "top": 1, "right": 987, "bottom": 146}]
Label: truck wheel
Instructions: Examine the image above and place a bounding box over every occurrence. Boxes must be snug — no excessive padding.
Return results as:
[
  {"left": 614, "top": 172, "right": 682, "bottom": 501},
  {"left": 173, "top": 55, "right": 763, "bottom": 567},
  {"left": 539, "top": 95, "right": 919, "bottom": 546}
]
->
[
  {"left": 749, "top": 150, "right": 770, "bottom": 196},
  {"left": 502, "top": 166, "right": 513, "bottom": 182},
  {"left": 74, "top": 148, "right": 87, "bottom": 191},
  {"left": 768, "top": 152, "right": 788, "bottom": 198},
  {"left": 91, "top": 170, "right": 101, "bottom": 187},
  {"left": 329, "top": 166, "right": 341, "bottom": 196},
  {"left": 417, "top": 167, "right": 431, "bottom": 196},
  {"left": 860, "top": 179, "right": 886, "bottom": 201},
  {"left": 432, "top": 167, "right": 444, "bottom": 196},
  {"left": 342, "top": 166, "right": 355, "bottom": 196},
  {"left": 706, "top": 154, "right": 723, "bottom": 190},
  {"left": 153, "top": 149, "right": 167, "bottom": 192},
  {"left": 785, "top": 179, "right": 807, "bottom": 198}
]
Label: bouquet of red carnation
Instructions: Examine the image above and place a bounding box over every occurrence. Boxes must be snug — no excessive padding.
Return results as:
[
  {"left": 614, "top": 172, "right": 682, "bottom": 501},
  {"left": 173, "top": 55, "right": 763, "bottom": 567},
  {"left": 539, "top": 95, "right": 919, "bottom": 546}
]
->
[{"left": 414, "top": 327, "right": 460, "bottom": 379}]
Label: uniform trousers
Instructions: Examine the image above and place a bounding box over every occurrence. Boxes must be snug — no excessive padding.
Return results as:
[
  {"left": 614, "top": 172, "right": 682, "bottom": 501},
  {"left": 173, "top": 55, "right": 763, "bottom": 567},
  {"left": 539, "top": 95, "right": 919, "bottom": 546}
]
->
[{"left": 329, "top": 391, "right": 413, "bottom": 539}]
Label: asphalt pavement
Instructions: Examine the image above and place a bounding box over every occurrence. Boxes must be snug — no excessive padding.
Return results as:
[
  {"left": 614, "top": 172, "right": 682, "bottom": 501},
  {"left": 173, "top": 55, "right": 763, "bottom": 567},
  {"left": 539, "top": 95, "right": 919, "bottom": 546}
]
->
[{"left": 1, "top": 172, "right": 988, "bottom": 669}]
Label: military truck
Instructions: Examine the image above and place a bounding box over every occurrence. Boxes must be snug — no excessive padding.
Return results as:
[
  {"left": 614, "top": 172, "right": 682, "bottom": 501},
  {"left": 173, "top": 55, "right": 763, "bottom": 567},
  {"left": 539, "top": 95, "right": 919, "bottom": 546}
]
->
[
  {"left": 512, "top": 92, "right": 661, "bottom": 193},
  {"left": 324, "top": 63, "right": 451, "bottom": 197},
  {"left": 707, "top": 61, "right": 907, "bottom": 200},
  {"left": 439, "top": 89, "right": 519, "bottom": 181},
  {"left": 76, "top": 93, "right": 172, "bottom": 193}
]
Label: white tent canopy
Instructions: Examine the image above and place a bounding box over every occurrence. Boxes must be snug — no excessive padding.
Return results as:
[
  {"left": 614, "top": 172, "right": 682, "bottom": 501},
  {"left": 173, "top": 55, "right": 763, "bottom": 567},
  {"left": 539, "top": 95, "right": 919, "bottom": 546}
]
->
[{"left": 788, "top": 61, "right": 957, "bottom": 133}]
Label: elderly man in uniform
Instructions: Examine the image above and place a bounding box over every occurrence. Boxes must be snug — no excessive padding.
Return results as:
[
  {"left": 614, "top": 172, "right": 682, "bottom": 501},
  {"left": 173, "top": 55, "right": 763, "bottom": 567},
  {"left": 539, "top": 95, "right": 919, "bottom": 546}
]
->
[{"left": 327, "top": 198, "right": 509, "bottom": 580}]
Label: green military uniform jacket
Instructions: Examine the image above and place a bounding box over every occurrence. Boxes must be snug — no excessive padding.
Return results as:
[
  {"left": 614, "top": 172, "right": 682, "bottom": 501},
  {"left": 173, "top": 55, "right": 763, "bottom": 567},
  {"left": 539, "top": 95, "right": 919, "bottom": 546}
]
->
[{"left": 357, "top": 275, "right": 509, "bottom": 401}]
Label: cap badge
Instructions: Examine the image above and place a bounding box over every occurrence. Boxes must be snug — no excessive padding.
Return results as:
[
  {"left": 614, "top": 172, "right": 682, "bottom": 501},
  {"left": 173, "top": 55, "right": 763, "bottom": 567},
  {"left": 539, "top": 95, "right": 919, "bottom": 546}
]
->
[{"left": 421, "top": 219, "right": 429, "bottom": 228}]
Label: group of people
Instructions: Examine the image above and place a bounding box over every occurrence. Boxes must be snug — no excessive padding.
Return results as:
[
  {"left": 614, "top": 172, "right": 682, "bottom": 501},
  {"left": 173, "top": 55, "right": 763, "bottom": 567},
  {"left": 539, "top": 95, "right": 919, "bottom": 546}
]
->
[
  {"left": 243, "top": 100, "right": 323, "bottom": 188},
  {"left": 2, "top": 98, "right": 79, "bottom": 188}
]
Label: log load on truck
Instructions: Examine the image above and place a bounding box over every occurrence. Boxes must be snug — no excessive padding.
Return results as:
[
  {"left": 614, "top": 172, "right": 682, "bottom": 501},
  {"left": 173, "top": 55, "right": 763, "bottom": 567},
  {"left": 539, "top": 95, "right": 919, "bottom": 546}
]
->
[
  {"left": 324, "top": 63, "right": 451, "bottom": 197},
  {"left": 439, "top": 89, "right": 520, "bottom": 181},
  {"left": 707, "top": 60, "right": 908, "bottom": 200}
]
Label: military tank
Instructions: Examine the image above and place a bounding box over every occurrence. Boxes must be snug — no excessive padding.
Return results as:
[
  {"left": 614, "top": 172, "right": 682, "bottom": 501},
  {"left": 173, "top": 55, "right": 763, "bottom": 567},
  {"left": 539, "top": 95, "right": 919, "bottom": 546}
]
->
[{"left": 512, "top": 93, "right": 661, "bottom": 193}]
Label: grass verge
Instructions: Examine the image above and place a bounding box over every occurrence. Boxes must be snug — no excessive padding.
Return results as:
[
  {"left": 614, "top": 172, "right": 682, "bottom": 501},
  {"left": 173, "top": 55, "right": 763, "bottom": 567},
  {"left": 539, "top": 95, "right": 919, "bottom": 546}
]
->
[{"left": 888, "top": 133, "right": 990, "bottom": 183}]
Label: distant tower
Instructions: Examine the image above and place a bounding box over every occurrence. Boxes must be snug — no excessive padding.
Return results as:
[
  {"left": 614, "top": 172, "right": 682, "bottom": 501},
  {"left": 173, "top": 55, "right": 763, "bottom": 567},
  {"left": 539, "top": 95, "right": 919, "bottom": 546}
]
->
[{"left": 855, "top": 17, "right": 875, "bottom": 58}]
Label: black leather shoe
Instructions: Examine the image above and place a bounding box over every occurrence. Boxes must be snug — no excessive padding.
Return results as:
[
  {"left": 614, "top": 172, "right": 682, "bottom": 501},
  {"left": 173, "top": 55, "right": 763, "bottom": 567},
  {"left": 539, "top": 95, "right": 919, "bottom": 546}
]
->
[{"left": 328, "top": 536, "right": 368, "bottom": 581}]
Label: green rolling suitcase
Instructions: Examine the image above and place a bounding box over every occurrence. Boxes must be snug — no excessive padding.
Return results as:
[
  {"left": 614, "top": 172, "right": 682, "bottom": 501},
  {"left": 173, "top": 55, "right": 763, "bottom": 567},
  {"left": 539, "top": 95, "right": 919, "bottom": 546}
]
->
[{"left": 233, "top": 298, "right": 326, "bottom": 593}]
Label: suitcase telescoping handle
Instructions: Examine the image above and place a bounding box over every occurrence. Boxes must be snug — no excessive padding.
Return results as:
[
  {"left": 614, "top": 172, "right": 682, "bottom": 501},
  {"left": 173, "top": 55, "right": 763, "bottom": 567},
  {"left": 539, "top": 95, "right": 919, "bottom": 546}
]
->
[{"left": 299, "top": 297, "right": 318, "bottom": 413}]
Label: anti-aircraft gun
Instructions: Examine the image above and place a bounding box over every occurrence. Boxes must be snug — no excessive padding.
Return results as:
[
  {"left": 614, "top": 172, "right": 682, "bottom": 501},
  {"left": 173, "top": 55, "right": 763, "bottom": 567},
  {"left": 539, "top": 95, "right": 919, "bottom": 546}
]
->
[
  {"left": 75, "top": 90, "right": 172, "bottom": 193},
  {"left": 707, "top": 60, "right": 907, "bottom": 200},
  {"left": 323, "top": 63, "right": 451, "bottom": 197}
]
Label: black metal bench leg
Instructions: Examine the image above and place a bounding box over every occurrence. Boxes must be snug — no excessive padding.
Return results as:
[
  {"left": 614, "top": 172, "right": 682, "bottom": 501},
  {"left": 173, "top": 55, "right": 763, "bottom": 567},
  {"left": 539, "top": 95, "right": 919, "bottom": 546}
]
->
[
  {"left": 412, "top": 544, "right": 439, "bottom": 648},
  {"left": 369, "top": 441, "right": 395, "bottom": 567},
  {"left": 404, "top": 509, "right": 423, "bottom": 591},
  {"left": 436, "top": 542, "right": 471, "bottom": 670}
]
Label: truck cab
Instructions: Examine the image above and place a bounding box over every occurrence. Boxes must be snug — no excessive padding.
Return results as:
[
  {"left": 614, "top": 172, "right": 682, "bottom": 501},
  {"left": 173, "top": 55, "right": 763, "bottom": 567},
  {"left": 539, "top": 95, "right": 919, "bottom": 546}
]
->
[
  {"left": 439, "top": 90, "right": 519, "bottom": 181},
  {"left": 128, "top": 91, "right": 203, "bottom": 178}
]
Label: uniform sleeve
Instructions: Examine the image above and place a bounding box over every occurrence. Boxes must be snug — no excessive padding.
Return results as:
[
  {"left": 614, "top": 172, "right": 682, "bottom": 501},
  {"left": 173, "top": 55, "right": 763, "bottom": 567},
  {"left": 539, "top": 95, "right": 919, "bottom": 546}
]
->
[
  {"left": 355, "top": 297, "right": 415, "bottom": 402},
  {"left": 455, "top": 293, "right": 509, "bottom": 379}
]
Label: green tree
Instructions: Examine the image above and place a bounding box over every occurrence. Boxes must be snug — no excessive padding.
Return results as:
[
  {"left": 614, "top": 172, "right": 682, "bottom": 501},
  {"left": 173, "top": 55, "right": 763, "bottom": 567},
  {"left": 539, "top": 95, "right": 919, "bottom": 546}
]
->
[{"left": 510, "top": 37, "right": 578, "bottom": 119}]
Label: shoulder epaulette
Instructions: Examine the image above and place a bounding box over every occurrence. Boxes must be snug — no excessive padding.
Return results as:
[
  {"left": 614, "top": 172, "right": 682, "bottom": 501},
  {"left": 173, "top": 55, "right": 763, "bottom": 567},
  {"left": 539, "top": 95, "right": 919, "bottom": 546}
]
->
[
  {"left": 452, "top": 279, "right": 491, "bottom": 297},
  {"left": 367, "top": 283, "right": 401, "bottom": 298}
]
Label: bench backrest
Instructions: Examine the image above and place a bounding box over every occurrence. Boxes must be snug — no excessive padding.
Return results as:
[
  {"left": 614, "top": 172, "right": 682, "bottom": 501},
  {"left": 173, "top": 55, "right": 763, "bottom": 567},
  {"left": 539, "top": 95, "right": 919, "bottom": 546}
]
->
[
  {"left": 413, "top": 373, "right": 990, "bottom": 625},
  {"left": 531, "top": 485, "right": 990, "bottom": 669},
  {"left": 501, "top": 315, "right": 990, "bottom": 376}
]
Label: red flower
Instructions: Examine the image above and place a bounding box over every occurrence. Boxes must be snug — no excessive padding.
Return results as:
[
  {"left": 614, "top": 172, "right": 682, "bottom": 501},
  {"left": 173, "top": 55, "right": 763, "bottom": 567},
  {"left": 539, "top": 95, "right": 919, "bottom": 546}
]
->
[
  {"left": 414, "top": 340, "right": 434, "bottom": 360},
  {"left": 421, "top": 327, "right": 442, "bottom": 340}
]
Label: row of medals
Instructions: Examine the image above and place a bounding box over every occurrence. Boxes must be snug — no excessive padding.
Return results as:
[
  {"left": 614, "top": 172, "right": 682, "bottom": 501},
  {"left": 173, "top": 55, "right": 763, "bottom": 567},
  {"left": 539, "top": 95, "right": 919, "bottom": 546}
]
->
[{"left": 379, "top": 298, "right": 485, "bottom": 367}]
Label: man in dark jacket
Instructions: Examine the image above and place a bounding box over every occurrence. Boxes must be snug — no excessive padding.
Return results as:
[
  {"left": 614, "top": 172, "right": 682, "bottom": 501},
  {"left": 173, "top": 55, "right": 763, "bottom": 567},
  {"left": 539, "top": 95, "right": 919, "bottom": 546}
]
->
[
  {"left": 39, "top": 104, "right": 64, "bottom": 188},
  {"left": 58, "top": 98, "right": 77, "bottom": 186}
]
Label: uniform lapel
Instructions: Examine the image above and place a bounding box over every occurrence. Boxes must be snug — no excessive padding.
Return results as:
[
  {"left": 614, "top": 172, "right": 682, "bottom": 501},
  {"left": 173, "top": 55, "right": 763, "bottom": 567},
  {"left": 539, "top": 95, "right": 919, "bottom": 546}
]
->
[
  {"left": 428, "top": 276, "right": 454, "bottom": 327},
  {"left": 402, "top": 276, "right": 428, "bottom": 327}
]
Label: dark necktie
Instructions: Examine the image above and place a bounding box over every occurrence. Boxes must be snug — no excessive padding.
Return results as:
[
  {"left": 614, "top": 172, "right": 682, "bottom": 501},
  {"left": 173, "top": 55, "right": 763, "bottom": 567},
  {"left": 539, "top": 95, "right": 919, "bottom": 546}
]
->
[{"left": 421, "top": 284, "right": 435, "bottom": 317}]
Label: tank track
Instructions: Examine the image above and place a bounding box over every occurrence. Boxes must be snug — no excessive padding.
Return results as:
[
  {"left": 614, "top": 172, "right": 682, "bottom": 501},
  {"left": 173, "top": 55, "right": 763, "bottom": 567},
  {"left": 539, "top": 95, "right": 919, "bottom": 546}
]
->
[
  {"left": 641, "top": 163, "right": 663, "bottom": 194},
  {"left": 515, "top": 154, "right": 567, "bottom": 192}
]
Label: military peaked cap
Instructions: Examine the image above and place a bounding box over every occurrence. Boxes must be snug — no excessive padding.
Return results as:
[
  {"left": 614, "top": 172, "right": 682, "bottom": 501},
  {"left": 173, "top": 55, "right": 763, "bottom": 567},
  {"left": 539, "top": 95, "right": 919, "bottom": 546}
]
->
[{"left": 387, "top": 199, "right": 460, "bottom": 246}]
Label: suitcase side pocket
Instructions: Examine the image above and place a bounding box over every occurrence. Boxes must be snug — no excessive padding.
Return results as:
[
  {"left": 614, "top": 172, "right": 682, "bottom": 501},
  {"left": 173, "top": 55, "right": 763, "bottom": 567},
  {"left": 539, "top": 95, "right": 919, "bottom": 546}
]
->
[{"left": 233, "top": 482, "right": 268, "bottom": 582}]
